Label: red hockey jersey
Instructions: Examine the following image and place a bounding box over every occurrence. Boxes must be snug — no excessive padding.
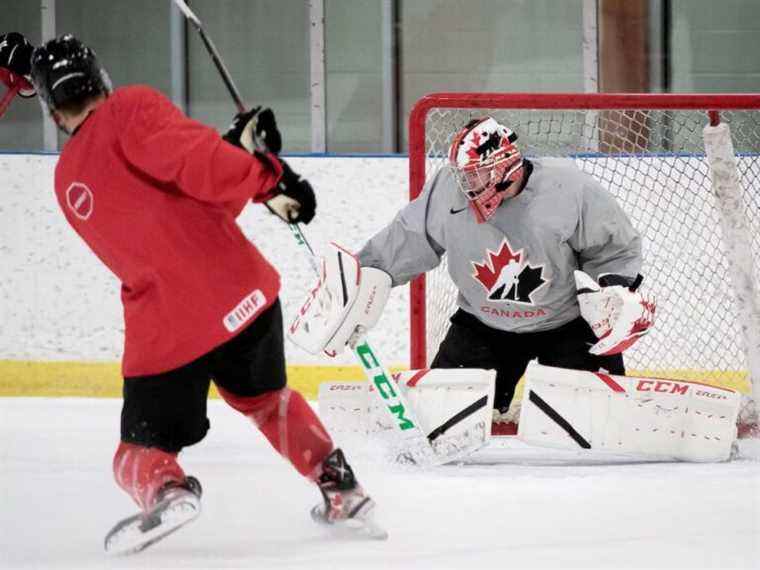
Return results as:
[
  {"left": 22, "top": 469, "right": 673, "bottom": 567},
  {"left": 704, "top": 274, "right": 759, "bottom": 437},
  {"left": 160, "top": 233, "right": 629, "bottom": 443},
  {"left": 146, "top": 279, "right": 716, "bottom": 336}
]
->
[{"left": 54, "top": 86, "right": 283, "bottom": 377}]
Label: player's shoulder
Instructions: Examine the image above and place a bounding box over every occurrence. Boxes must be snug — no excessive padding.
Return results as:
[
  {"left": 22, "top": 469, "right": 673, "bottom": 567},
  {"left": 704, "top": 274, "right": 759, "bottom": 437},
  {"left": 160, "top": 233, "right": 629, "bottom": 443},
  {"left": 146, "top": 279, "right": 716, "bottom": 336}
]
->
[
  {"left": 107, "top": 85, "right": 173, "bottom": 115},
  {"left": 532, "top": 157, "right": 585, "bottom": 179},
  {"left": 427, "top": 164, "right": 460, "bottom": 200}
]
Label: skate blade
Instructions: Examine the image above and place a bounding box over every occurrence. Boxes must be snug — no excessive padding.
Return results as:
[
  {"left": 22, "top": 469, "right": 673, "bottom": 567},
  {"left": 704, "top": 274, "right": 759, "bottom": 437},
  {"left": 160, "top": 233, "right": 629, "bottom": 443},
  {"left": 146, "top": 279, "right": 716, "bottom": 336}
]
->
[
  {"left": 104, "top": 494, "right": 201, "bottom": 555},
  {"left": 339, "top": 517, "right": 389, "bottom": 541},
  {"left": 314, "top": 516, "right": 389, "bottom": 541},
  {"left": 311, "top": 505, "right": 388, "bottom": 541}
]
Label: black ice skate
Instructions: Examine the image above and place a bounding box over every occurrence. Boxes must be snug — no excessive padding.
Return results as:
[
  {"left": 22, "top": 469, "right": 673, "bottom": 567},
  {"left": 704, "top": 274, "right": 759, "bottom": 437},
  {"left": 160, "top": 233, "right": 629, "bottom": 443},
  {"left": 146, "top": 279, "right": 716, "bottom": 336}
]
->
[
  {"left": 104, "top": 476, "right": 202, "bottom": 555},
  {"left": 311, "top": 448, "right": 388, "bottom": 540}
]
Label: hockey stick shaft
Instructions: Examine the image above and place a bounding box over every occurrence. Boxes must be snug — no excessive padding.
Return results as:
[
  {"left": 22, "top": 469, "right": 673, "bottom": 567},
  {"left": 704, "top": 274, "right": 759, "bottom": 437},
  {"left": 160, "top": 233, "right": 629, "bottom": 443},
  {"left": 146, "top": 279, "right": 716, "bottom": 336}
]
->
[
  {"left": 172, "top": 0, "right": 246, "bottom": 113},
  {"left": 173, "top": 0, "right": 434, "bottom": 461},
  {"left": 288, "top": 223, "right": 320, "bottom": 275},
  {"left": 173, "top": 0, "right": 313, "bottom": 255}
]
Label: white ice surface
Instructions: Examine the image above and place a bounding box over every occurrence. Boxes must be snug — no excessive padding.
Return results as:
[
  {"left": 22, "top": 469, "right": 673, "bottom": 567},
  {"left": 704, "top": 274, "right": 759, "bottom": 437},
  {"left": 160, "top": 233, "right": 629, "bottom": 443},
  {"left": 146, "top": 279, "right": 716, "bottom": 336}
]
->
[{"left": 1, "top": 398, "right": 759, "bottom": 570}]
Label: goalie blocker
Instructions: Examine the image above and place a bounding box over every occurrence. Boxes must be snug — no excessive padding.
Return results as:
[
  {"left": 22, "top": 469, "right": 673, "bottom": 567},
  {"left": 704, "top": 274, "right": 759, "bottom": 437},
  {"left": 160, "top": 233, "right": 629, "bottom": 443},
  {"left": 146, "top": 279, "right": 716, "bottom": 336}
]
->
[{"left": 288, "top": 242, "right": 391, "bottom": 356}]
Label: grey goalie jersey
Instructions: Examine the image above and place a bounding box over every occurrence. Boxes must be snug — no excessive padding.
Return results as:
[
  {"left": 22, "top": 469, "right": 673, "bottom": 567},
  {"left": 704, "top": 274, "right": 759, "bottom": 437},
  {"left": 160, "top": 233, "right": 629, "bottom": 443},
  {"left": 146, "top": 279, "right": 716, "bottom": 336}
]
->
[{"left": 358, "top": 158, "right": 642, "bottom": 333}]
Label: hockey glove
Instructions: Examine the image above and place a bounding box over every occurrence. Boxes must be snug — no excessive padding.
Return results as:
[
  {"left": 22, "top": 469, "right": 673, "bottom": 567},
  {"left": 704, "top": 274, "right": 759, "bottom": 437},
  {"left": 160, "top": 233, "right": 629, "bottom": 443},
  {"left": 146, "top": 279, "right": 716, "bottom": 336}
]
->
[
  {"left": 223, "top": 106, "right": 281, "bottom": 155},
  {"left": 575, "top": 270, "right": 655, "bottom": 356},
  {"left": 265, "top": 158, "right": 316, "bottom": 225},
  {"left": 0, "top": 32, "right": 35, "bottom": 97}
]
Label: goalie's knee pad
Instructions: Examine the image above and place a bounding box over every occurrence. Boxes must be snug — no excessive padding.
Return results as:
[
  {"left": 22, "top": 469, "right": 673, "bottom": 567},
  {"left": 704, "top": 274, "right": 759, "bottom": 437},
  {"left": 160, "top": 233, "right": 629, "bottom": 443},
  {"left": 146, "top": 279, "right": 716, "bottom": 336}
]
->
[{"left": 218, "top": 386, "right": 334, "bottom": 478}]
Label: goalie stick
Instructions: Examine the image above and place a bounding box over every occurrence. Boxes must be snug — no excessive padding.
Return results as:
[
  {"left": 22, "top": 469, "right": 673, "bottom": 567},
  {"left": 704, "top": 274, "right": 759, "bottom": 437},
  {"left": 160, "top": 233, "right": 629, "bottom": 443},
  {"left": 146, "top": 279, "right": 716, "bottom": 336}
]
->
[
  {"left": 173, "top": 0, "right": 438, "bottom": 465},
  {"left": 293, "top": 236, "right": 440, "bottom": 466}
]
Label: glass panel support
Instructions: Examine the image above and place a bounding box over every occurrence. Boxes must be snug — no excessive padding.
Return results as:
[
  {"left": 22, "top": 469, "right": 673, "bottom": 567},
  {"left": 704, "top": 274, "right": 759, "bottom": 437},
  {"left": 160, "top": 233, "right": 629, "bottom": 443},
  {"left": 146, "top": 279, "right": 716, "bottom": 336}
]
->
[
  {"left": 309, "top": 0, "right": 326, "bottom": 152},
  {"left": 40, "top": 0, "right": 57, "bottom": 151}
]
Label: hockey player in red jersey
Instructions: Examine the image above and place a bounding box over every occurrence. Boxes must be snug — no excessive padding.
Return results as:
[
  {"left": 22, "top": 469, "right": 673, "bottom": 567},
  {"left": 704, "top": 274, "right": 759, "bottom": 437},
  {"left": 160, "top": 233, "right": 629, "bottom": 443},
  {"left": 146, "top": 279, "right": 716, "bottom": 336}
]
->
[{"left": 29, "top": 33, "right": 385, "bottom": 553}]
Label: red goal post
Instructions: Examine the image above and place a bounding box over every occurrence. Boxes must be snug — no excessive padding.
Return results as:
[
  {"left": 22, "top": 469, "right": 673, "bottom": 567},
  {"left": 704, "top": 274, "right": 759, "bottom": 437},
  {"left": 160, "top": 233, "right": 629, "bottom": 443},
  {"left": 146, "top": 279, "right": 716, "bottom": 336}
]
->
[{"left": 408, "top": 92, "right": 760, "bottom": 394}]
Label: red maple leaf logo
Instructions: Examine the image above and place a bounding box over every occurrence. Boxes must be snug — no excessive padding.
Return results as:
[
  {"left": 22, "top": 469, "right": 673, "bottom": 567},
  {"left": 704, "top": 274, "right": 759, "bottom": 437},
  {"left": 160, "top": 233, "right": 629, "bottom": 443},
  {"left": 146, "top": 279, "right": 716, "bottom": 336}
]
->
[
  {"left": 465, "top": 130, "right": 482, "bottom": 163},
  {"left": 472, "top": 240, "right": 522, "bottom": 291}
]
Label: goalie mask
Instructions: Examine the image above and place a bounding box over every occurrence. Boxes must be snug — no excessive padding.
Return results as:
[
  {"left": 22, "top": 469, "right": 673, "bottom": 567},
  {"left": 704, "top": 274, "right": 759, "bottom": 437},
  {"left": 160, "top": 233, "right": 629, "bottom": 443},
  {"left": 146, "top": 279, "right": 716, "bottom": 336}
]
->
[{"left": 448, "top": 117, "right": 524, "bottom": 223}]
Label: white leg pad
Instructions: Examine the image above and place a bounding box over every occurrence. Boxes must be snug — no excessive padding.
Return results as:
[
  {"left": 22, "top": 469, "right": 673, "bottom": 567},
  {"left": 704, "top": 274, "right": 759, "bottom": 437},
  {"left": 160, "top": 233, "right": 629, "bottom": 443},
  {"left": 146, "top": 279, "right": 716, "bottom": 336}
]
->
[
  {"left": 318, "top": 368, "right": 496, "bottom": 462},
  {"left": 518, "top": 363, "right": 741, "bottom": 462}
]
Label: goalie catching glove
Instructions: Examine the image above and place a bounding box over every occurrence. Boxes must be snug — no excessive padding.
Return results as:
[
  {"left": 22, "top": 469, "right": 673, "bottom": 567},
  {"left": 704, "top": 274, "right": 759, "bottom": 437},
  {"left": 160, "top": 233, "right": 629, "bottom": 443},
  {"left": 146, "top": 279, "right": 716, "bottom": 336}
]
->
[
  {"left": 288, "top": 243, "right": 391, "bottom": 356},
  {"left": 575, "top": 270, "right": 655, "bottom": 355}
]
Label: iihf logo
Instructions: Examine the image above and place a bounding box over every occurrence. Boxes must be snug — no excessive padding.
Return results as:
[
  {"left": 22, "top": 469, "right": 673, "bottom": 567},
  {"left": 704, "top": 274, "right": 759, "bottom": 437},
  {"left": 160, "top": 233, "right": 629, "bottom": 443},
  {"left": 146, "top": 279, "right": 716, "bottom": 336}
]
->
[{"left": 471, "top": 238, "right": 548, "bottom": 304}]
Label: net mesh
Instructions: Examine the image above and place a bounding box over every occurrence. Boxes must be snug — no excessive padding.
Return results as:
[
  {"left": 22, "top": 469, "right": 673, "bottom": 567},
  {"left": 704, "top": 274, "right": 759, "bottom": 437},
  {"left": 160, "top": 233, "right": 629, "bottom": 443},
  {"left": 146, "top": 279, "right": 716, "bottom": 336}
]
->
[{"left": 414, "top": 104, "right": 760, "bottom": 390}]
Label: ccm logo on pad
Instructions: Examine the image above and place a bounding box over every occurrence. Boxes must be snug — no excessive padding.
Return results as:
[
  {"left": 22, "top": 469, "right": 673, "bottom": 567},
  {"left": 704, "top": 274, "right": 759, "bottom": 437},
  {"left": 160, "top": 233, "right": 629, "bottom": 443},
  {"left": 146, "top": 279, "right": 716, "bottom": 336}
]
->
[
  {"left": 636, "top": 380, "right": 688, "bottom": 395},
  {"left": 66, "top": 182, "right": 94, "bottom": 220}
]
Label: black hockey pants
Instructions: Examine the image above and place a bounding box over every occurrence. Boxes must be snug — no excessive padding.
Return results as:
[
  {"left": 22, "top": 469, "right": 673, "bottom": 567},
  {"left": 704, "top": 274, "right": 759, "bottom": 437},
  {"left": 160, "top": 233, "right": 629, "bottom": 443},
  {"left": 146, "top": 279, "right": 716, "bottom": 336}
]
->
[{"left": 431, "top": 309, "right": 624, "bottom": 414}]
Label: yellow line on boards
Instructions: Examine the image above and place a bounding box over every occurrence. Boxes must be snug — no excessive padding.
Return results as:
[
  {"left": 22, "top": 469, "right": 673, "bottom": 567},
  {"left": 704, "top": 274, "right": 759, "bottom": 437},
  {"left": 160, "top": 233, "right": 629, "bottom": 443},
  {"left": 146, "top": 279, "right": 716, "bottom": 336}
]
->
[
  {"left": 0, "top": 360, "right": 394, "bottom": 399},
  {"left": 0, "top": 360, "right": 751, "bottom": 399}
]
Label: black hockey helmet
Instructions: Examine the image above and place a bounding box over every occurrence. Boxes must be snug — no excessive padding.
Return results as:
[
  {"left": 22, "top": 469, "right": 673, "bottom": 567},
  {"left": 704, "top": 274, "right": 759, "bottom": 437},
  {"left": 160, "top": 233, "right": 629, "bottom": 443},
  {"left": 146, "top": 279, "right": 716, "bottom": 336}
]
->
[{"left": 30, "top": 34, "right": 111, "bottom": 111}]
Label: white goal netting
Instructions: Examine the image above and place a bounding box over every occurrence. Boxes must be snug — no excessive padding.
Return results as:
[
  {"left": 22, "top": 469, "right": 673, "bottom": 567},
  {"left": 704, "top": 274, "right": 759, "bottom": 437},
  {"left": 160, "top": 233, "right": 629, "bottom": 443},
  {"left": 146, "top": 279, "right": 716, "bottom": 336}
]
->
[{"left": 410, "top": 95, "right": 760, "bottom": 392}]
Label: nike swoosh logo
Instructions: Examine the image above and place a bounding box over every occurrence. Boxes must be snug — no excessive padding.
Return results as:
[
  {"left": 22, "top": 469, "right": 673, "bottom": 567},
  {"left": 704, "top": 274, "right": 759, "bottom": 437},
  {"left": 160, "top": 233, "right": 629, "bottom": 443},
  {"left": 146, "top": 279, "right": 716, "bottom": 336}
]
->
[{"left": 450, "top": 206, "right": 467, "bottom": 214}]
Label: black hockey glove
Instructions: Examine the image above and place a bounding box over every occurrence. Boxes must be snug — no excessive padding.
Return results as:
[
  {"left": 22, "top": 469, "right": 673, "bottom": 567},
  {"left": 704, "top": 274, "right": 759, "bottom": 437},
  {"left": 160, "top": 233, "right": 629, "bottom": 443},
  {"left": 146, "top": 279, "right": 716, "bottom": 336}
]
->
[
  {"left": 223, "top": 106, "right": 282, "bottom": 155},
  {"left": 597, "top": 273, "right": 643, "bottom": 291},
  {"left": 0, "top": 32, "right": 36, "bottom": 97},
  {"left": 265, "top": 158, "right": 316, "bottom": 225}
]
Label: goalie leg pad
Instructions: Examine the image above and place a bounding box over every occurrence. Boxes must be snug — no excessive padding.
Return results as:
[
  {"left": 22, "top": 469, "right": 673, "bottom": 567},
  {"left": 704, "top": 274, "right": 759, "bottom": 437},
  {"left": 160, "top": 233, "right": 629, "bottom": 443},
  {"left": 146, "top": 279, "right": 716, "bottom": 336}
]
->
[
  {"left": 518, "top": 363, "right": 741, "bottom": 462},
  {"left": 318, "top": 368, "right": 496, "bottom": 462}
]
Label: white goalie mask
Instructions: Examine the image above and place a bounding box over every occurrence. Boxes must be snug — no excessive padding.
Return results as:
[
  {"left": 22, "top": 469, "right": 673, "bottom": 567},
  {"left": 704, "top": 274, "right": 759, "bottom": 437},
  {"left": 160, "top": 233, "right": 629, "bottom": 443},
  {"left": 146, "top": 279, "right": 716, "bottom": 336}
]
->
[{"left": 448, "top": 117, "right": 524, "bottom": 223}]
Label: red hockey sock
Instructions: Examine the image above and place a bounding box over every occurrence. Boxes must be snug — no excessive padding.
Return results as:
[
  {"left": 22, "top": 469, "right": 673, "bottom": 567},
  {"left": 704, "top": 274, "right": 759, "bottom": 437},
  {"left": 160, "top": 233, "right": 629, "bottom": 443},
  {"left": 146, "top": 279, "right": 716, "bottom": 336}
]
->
[
  {"left": 112, "top": 441, "right": 186, "bottom": 511},
  {"left": 218, "top": 387, "right": 334, "bottom": 479}
]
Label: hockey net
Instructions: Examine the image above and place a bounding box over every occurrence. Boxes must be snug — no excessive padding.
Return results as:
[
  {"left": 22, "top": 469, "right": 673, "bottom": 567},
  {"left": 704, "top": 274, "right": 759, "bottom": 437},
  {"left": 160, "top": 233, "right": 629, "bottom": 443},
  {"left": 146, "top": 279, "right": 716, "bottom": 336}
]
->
[{"left": 409, "top": 93, "right": 760, "bottom": 394}]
